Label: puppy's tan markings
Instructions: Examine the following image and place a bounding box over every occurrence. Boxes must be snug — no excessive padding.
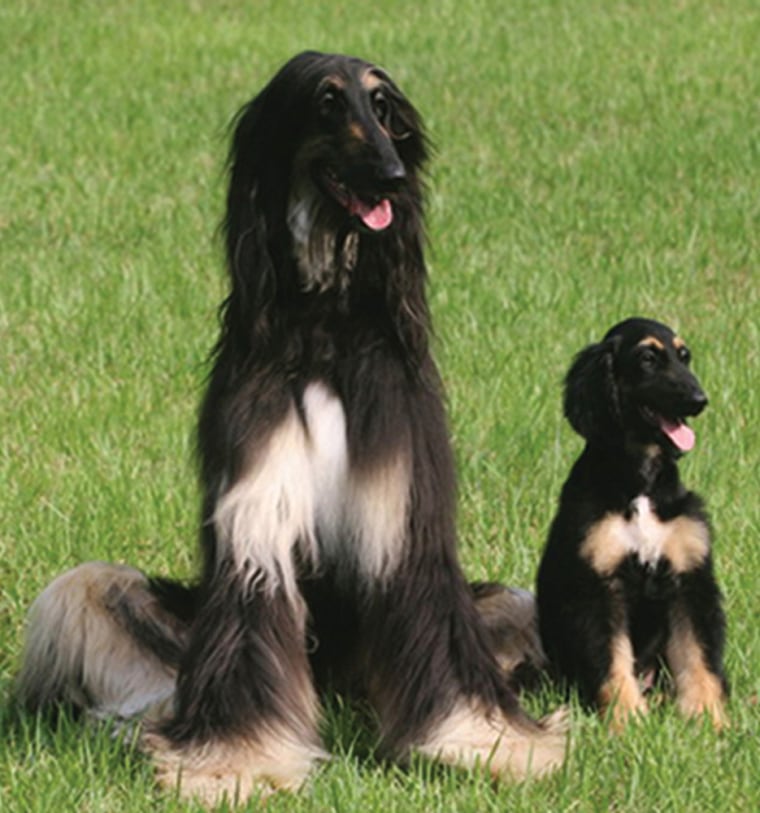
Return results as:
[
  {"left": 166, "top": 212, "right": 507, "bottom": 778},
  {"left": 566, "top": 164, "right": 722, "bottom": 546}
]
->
[
  {"left": 580, "top": 501, "right": 709, "bottom": 576},
  {"left": 317, "top": 74, "right": 345, "bottom": 92},
  {"left": 666, "top": 613, "right": 727, "bottom": 730},
  {"left": 580, "top": 515, "right": 631, "bottom": 576},
  {"left": 598, "top": 633, "right": 647, "bottom": 731},
  {"left": 637, "top": 336, "right": 665, "bottom": 350},
  {"left": 348, "top": 121, "right": 367, "bottom": 141},
  {"left": 661, "top": 516, "right": 710, "bottom": 573}
]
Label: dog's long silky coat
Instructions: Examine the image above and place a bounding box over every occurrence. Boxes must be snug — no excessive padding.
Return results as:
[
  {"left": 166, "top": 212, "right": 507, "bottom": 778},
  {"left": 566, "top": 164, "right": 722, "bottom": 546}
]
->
[
  {"left": 17, "top": 52, "right": 565, "bottom": 805},
  {"left": 536, "top": 318, "right": 728, "bottom": 729}
]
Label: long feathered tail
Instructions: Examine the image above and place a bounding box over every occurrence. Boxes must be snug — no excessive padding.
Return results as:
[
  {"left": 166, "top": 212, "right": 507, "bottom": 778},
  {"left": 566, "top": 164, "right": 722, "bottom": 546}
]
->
[{"left": 16, "top": 562, "right": 195, "bottom": 721}]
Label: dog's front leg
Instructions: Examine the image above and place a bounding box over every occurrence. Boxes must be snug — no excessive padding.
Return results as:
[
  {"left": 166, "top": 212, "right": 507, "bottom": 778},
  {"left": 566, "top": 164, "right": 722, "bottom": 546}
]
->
[
  {"left": 144, "top": 402, "right": 328, "bottom": 806},
  {"left": 666, "top": 570, "right": 728, "bottom": 729},
  {"left": 142, "top": 556, "right": 325, "bottom": 806},
  {"left": 577, "top": 593, "right": 648, "bottom": 728},
  {"left": 596, "top": 630, "right": 648, "bottom": 730},
  {"left": 361, "top": 555, "right": 567, "bottom": 781}
]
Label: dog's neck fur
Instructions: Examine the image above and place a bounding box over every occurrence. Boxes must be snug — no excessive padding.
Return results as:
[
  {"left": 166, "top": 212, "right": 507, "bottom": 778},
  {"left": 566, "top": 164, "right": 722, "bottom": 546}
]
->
[
  {"left": 624, "top": 440, "right": 667, "bottom": 491},
  {"left": 581, "top": 438, "right": 679, "bottom": 504},
  {"left": 287, "top": 184, "right": 359, "bottom": 293}
]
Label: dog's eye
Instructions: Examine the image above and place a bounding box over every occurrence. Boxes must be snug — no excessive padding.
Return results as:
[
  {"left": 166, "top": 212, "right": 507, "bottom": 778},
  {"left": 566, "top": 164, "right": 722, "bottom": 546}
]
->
[
  {"left": 372, "top": 90, "right": 391, "bottom": 126},
  {"left": 318, "top": 87, "right": 343, "bottom": 119},
  {"left": 677, "top": 345, "right": 691, "bottom": 365},
  {"left": 638, "top": 348, "right": 659, "bottom": 369}
]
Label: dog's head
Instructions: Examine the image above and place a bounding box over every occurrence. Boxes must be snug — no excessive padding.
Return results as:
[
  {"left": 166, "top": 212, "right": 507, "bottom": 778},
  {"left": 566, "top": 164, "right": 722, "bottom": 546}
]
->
[
  {"left": 564, "top": 318, "right": 708, "bottom": 454},
  {"left": 224, "top": 51, "right": 427, "bottom": 291},
  {"left": 287, "top": 53, "right": 425, "bottom": 234}
]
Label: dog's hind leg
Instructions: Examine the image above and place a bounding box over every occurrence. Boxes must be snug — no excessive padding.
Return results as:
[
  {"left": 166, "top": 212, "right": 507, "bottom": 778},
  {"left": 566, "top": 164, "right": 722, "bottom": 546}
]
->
[{"left": 16, "top": 562, "right": 188, "bottom": 721}]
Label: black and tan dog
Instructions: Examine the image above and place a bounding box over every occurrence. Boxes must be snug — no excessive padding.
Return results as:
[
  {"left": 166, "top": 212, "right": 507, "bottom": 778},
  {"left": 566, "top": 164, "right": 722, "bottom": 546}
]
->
[
  {"left": 17, "top": 52, "right": 566, "bottom": 806},
  {"left": 536, "top": 317, "right": 728, "bottom": 729}
]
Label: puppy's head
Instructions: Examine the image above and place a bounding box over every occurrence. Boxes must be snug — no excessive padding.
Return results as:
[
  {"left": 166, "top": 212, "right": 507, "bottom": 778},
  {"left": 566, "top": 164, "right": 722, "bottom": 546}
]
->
[{"left": 564, "top": 318, "right": 707, "bottom": 454}]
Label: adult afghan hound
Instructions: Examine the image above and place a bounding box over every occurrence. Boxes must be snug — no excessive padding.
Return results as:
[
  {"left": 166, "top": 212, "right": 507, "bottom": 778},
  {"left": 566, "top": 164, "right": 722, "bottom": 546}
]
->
[{"left": 17, "top": 51, "right": 566, "bottom": 805}]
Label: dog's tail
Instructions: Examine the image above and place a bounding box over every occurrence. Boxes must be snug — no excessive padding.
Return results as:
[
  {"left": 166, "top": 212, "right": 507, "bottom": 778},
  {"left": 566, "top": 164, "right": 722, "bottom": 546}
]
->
[
  {"left": 471, "top": 581, "right": 547, "bottom": 689},
  {"left": 16, "top": 562, "right": 195, "bottom": 721}
]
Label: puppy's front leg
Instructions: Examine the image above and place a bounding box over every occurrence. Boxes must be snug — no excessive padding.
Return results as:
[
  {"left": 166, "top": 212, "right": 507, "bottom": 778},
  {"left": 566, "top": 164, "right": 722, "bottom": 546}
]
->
[
  {"left": 597, "top": 632, "right": 647, "bottom": 731},
  {"left": 666, "top": 595, "right": 728, "bottom": 730}
]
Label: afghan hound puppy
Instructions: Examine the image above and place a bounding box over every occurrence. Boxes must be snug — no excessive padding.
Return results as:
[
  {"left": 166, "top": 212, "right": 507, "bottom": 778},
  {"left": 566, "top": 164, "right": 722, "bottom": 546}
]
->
[
  {"left": 536, "top": 318, "right": 728, "bottom": 730},
  {"left": 17, "top": 51, "right": 566, "bottom": 805}
]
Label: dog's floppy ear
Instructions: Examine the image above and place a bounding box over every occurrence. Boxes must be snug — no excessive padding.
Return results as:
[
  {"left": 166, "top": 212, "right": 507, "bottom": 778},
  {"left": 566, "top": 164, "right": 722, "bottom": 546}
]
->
[
  {"left": 563, "top": 336, "right": 621, "bottom": 439},
  {"left": 221, "top": 88, "right": 284, "bottom": 347}
]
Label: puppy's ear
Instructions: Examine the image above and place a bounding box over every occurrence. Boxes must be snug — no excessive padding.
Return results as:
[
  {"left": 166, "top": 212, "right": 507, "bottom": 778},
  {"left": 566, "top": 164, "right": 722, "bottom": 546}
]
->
[{"left": 563, "top": 337, "right": 620, "bottom": 439}]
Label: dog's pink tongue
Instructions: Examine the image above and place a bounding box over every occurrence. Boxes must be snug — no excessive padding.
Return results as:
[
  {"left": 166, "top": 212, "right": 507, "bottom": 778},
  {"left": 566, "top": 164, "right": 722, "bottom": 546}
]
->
[
  {"left": 350, "top": 197, "right": 393, "bottom": 231},
  {"left": 660, "top": 417, "right": 695, "bottom": 452}
]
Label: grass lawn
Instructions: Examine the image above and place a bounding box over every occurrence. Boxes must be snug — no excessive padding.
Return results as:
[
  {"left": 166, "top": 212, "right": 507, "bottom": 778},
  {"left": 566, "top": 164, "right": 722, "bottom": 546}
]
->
[{"left": 1, "top": 0, "right": 758, "bottom": 810}]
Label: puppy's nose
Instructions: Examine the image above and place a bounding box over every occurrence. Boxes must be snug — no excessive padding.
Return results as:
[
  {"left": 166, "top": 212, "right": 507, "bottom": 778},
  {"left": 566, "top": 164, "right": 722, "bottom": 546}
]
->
[{"left": 689, "top": 390, "right": 708, "bottom": 416}]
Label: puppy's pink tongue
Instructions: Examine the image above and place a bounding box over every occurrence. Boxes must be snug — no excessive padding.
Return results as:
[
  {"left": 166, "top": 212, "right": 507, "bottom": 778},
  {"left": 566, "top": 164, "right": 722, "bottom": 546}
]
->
[
  {"left": 660, "top": 417, "right": 695, "bottom": 452},
  {"left": 350, "top": 198, "right": 393, "bottom": 231}
]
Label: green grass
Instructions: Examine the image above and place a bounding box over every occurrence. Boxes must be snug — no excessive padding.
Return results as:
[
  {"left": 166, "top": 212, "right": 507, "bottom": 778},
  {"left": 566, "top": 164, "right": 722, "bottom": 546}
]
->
[{"left": 1, "top": 0, "right": 759, "bottom": 810}]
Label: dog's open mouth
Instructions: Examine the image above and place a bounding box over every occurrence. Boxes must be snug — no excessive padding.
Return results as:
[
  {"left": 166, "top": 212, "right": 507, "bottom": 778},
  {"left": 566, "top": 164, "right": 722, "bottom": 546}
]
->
[
  {"left": 641, "top": 407, "right": 695, "bottom": 452},
  {"left": 319, "top": 167, "right": 393, "bottom": 231}
]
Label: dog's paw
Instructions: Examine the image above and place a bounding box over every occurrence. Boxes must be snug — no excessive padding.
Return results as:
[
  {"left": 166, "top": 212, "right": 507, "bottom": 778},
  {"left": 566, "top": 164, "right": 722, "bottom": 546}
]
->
[
  {"left": 142, "top": 728, "right": 325, "bottom": 807},
  {"left": 677, "top": 689, "right": 729, "bottom": 731},
  {"left": 415, "top": 699, "right": 569, "bottom": 780}
]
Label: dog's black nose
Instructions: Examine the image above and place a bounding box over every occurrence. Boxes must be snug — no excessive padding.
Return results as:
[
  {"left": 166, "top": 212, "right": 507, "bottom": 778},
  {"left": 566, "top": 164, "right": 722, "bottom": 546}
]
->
[
  {"left": 688, "top": 390, "right": 708, "bottom": 416},
  {"left": 377, "top": 155, "right": 406, "bottom": 184}
]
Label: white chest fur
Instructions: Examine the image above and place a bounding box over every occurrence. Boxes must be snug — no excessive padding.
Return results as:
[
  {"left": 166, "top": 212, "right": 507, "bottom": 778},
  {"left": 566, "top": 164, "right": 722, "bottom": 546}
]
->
[
  {"left": 302, "top": 381, "right": 350, "bottom": 545},
  {"left": 624, "top": 496, "right": 670, "bottom": 567},
  {"left": 213, "top": 381, "right": 410, "bottom": 596},
  {"left": 581, "top": 496, "right": 709, "bottom": 576}
]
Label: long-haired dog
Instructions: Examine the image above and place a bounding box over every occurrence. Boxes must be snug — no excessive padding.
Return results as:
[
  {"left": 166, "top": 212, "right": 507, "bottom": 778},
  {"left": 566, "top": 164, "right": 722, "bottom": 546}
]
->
[
  {"left": 17, "top": 51, "right": 566, "bottom": 805},
  {"left": 536, "top": 317, "right": 728, "bottom": 730}
]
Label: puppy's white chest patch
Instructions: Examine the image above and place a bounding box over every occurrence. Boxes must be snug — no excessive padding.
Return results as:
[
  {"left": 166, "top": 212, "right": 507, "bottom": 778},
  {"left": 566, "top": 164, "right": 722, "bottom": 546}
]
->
[
  {"left": 625, "top": 496, "right": 669, "bottom": 567},
  {"left": 581, "top": 496, "right": 710, "bottom": 578},
  {"left": 581, "top": 496, "right": 687, "bottom": 576}
]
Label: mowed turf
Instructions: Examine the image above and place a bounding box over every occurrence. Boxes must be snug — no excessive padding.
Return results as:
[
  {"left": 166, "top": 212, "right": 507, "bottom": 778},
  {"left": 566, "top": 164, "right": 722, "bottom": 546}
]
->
[{"left": 1, "top": 1, "right": 758, "bottom": 811}]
